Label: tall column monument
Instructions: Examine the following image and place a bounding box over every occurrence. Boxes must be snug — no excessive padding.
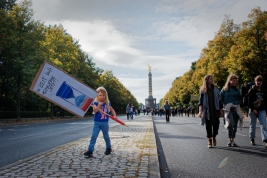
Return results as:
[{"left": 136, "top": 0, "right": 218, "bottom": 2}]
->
[{"left": 145, "top": 65, "right": 156, "bottom": 109}]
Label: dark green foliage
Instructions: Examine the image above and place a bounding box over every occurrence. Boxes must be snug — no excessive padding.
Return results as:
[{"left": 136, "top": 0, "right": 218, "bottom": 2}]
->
[
  {"left": 0, "top": 0, "right": 16, "bottom": 11},
  {"left": 0, "top": 0, "right": 138, "bottom": 118}
]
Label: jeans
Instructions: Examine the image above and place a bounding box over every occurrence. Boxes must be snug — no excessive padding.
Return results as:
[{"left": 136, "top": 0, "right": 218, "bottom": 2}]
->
[
  {"left": 126, "top": 113, "right": 130, "bottom": 120},
  {"left": 88, "top": 121, "right": 110, "bottom": 152},
  {"left": 249, "top": 109, "right": 267, "bottom": 142},
  {"left": 228, "top": 111, "right": 239, "bottom": 138},
  {"left": 130, "top": 111, "right": 133, "bottom": 119}
]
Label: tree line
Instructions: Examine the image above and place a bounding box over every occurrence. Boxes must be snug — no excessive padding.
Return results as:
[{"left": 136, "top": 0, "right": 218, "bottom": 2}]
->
[
  {"left": 0, "top": 0, "right": 138, "bottom": 119},
  {"left": 162, "top": 7, "right": 267, "bottom": 107}
]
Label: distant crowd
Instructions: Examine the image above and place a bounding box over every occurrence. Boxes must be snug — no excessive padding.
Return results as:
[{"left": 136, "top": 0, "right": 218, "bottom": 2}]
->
[
  {"left": 125, "top": 103, "right": 197, "bottom": 119},
  {"left": 141, "top": 107, "right": 196, "bottom": 117}
]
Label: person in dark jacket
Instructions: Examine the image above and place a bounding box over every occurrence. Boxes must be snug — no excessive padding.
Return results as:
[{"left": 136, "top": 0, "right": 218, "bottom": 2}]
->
[
  {"left": 164, "top": 100, "right": 171, "bottom": 122},
  {"left": 198, "top": 74, "right": 223, "bottom": 148},
  {"left": 248, "top": 75, "right": 267, "bottom": 147}
]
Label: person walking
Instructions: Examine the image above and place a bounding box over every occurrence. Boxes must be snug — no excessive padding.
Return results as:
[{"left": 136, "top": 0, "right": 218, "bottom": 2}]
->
[
  {"left": 126, "top": 104, "right": 130, "bottom": 120},
  {"left": 198, "top": 74, "right": 223, "bottom": 148},
  {"left": 247, "top": 75, "right": 267, "bottom": 147},
  {"left": 181, "top": 107, "right": 184, "bottom": 116},
  {"left": 192, "top": 107, "right": 195, "bottom": 117},
  {"left": 187, "top": 106, "right": 190, "bottom": 117},
  {"left": 143, "top": 108, "right": 146, "bottom": 115},
  {"left": 84, "top": 86, "right": 116, "bottom": 157},
  {"left": 164, "top": 100, "right": 171, "bottom": 122},
  {"left": 130, "top": 104, "right": 134, "bottom": 119},
  {"left": 220, "top": 74, "right": 242, "bottom": 147}
]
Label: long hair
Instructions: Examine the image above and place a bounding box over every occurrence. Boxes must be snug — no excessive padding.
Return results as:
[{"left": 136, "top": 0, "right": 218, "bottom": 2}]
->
[
  {"left": 223, "top": 73, "right": 238, "bottom": 91},
  {"left": 199, "top": 74, "right": 215, "bottom": 93},
  {"left": 95, "top": 86, "right": 110, "bottom": 111}
]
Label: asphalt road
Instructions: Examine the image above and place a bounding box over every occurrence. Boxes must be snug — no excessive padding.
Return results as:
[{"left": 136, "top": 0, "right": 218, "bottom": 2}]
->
[
  {"left": 0, "top": 115, "right": 135, "bottom": 168},
  {"left": 153, "top": 115, "right": 267, "bottom": 178}
]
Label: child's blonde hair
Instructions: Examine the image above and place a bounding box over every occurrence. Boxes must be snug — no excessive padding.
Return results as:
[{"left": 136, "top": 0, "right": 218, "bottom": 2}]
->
[{"left": 95, "top": 86, "right": 110, "bottom": 111}]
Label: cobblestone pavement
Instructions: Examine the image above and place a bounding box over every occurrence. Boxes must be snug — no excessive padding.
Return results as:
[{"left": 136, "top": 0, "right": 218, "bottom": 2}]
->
[{"left": 0, "top": 116, "right": 160, "bottom": 178}]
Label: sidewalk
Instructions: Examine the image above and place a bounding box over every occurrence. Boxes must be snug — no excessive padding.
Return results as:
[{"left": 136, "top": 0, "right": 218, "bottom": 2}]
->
[{"left": 0, "top": 116, "right": 160, "bottom": 178}]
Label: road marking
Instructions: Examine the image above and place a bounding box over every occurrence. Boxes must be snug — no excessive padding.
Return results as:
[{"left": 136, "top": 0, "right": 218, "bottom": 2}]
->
[
  {"left": 66, "top": 122, "right": 88, "bottom": 125},
  {"left": 221, "top": 130, "right": 247, "bottom": 136},
  {"left": 8, "top": 132, "right": 45, "bottom": 140},
  {"left": 16, "top": 128, "right": 34, "bottom": 131},
  {"left": 65, "top": 126, "right": 80, "bottom": 129}
]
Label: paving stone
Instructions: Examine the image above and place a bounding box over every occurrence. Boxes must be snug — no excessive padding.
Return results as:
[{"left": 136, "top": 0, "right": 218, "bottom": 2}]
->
[{"left": 0, "top": 116, "right": 159, "bottom": 178}]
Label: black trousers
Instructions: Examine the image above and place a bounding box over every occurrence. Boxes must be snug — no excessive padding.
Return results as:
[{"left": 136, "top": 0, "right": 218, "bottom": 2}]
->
[
  {"left": 205, "top": 117, "right": 219, "bottom": 138},
  {"left": 126, "top": 113, "right": 130, "bottom": 120},
  {"left": 165, "top": 110, "right": 170, "bottom": 121}
]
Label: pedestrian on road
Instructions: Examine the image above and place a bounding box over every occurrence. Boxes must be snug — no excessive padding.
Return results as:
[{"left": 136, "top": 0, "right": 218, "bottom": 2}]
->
[
  {"left": 130, "top": 104, "right": 134, "bottom": 119},
  {"left": 187, "top": 106, "right": 190, "bottom": 117},
  {"left": 84, "top": 86, "right": 116, "bottom": 157},
  {"left": 143, "top": 108, "right": 146, "bottom": 115},
  {"left": 126, "top": 104, "right": 130, "bottom": 120},
  {"left": 198, "top": 74, "right": 223, "bottom": 148},
  {"left": 247, "top": 75, "right": 267, "bottom": 147},
  {"left": 192, "top": 107, "right": 195, "bottom": 117},
  {"left": 164, "top": 100, "right": 171, "bottom": 122},
  {"left": 220, "top": 74, "right": 242, "bottom": 147}
]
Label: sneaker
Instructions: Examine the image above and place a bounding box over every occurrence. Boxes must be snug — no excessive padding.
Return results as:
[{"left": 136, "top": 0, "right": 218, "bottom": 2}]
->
[
  {"left": 231, "top": 141, "right": 238, "bottom": 147},
  {"left": 105, "top": 148, "right": 112, "bottom": 155},
  {"left": 251, "top": 139, "right": 256, "bottom": 145},
  {"left": 84, "top": 150, "right": 93, "bottom": 157},
  {"left": 227, "top": 141, "right": 232, "bottom": 147}
]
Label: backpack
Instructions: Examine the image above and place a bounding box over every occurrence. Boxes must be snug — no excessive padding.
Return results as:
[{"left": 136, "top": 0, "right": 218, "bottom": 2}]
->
[{"left": 241, "top": 82, "right": 255, "bottom": 108}]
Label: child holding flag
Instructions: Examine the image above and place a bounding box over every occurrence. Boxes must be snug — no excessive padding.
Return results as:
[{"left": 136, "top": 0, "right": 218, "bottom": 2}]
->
[{"left": 84, "top": 86, "right": 116, "bottom": 157}]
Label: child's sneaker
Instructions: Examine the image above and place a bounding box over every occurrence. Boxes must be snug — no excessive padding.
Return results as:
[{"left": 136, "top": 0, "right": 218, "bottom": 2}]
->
[
  {"left": 105, "top": 148, "right": 112, "bottom": 155},
  {"left": 84, "top": 150, "right": 93, "bottom": 157}
]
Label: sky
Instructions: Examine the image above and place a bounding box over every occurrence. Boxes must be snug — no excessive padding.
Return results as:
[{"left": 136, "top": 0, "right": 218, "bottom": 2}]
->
[{"left": 24, "top": 0, "right": 267, "bottom": 104}]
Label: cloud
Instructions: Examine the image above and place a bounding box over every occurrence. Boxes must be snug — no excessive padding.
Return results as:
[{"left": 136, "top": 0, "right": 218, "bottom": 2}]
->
[
  {"left": 41, "top": 19, "right": 202, "bottom": 103},
  {"left": 28, "top": 0, "right": 267, "bottom": 104}
]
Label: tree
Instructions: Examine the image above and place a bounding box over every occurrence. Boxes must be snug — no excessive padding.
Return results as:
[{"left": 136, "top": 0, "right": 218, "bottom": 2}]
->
[
  {"left": 227, "top": 7, "right": 267, "bottom": 83},
  {"left": 0, "top": 0, "right": 16, "bottom": 11},
  {"left": 0, "top": 0, "right": 45, "bottom": 119}
]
